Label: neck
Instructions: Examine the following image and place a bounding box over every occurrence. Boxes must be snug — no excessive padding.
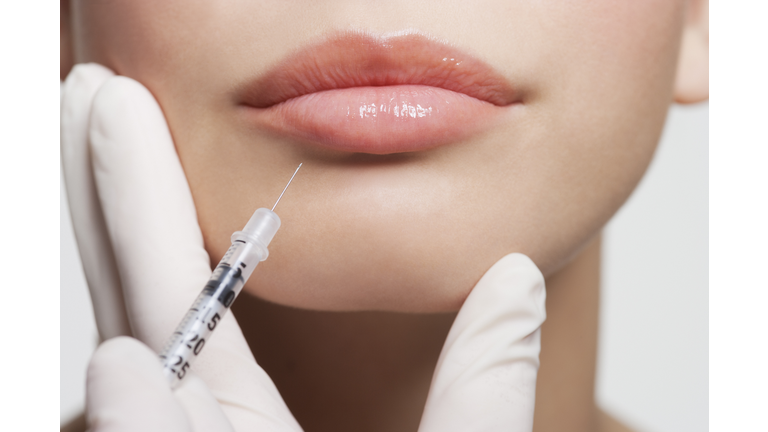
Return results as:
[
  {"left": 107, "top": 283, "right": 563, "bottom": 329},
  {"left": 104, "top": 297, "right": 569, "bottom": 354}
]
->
[
  {"left": 535, "top": 235, "right": 601, "bottom": 432},
  {"left": 233, "top": 235, "right": 606, "bottom": 432},
  {"left": 233, "top": 292, "right": 455, "bottom": 431}
]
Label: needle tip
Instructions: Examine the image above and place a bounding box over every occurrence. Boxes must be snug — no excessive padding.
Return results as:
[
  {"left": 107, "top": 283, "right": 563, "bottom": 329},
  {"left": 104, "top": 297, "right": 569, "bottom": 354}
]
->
[{"left": 271, "top": 163, "right": 303, "bottom": 212}]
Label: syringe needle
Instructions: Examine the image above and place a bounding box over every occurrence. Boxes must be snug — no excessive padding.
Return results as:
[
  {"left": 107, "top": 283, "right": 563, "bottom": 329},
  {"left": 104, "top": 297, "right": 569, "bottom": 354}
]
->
[
  {"left": 162, "top": 172, "right": 290, "bottom": 387},
  {"left": 272, "top": 163, "right": 303, "bottom": 211}
]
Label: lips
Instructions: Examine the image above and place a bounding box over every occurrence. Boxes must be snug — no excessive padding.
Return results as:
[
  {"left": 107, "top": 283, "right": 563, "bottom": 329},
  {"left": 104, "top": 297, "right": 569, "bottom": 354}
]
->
[{"left": 238, "top": 32, "right": 519, "bottom": 154}]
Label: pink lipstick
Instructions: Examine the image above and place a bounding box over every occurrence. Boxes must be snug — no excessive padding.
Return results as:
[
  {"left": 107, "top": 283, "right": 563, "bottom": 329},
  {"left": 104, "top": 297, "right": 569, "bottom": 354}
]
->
[{"left": 238, "top": 32, "right": 520, "bottom": 154}]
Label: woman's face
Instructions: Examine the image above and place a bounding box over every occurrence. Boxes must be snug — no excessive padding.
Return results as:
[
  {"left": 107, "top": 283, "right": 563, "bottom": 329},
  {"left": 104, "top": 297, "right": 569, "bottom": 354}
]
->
[{"left": 70, "top": 0, "right": 687, "bottom": 311}]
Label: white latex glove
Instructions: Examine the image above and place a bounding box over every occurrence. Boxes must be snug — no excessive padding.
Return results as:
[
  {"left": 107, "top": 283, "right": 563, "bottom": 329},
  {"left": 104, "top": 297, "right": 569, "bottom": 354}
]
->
[
  {"left": 62, "top": 63, "right": 546, "bottom": 432},
  {"left": 419, "top": 253, "right": 546, "bottom": 432},
  {"left": 62, "top": 63, "right": 302, "bottom": 431}
]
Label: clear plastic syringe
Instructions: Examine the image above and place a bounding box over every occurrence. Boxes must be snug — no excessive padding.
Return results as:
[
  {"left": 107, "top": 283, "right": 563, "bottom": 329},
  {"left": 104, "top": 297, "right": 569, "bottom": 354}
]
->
[{"left": 159, "top": 163, "right": 302, "bottom": 387}]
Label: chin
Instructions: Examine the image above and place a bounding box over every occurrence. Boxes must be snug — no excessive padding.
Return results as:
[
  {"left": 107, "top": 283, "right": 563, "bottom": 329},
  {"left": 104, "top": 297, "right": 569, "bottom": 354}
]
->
[{"left": 230, "top": 192, "right": 595, "bottom": 313}]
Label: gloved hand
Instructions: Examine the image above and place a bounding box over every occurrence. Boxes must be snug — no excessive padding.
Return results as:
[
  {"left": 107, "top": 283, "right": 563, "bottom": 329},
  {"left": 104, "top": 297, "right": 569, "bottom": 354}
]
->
[
  {"left": 61, "top": 63, "right": 546, "bottom": 432},
  {"left": 62, "top": 63, "right": 302, "bottom": 431}
]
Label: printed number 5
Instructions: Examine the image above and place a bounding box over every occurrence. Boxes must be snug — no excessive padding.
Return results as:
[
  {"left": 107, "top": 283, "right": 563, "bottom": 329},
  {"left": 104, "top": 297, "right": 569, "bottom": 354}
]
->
[{"left": 208, "top": 313, "right": 221, "bottom": 331}]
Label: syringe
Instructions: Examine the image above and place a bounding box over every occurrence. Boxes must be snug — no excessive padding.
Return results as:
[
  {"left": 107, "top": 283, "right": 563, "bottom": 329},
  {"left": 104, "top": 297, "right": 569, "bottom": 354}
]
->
[{"left": 159, "top": 163, "right": 302, "bottom": 387}]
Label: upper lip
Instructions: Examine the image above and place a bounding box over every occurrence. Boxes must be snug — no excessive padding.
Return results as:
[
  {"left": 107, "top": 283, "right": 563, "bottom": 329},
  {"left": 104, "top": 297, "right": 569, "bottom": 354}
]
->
[{"left": 238, "top": 31, "right": 518, "bottom": 109}]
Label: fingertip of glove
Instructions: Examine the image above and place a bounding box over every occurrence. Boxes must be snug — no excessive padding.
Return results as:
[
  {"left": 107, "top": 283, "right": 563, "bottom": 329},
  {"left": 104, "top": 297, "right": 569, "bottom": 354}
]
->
[
  {"left": 89, "top": 75, "right": 170, "bottom": 150},
  {"left": 487, "top": 253, "right": 545, "bottom": 288},
  {"left": 92, "top": 74, "right": 150, "bottom": 101},
  {"left": 468, "top": 253, "right": 547, "bottom": 318},
  {"left": 87, "top": 337, "right": 170, "bottom": 400},
  {"left": 499, "top": 253, "right": 540, "bottom": 270},
  {"left": 61, "top": 64, "right": 115, "bottom": 157},
  {"left": 89, "top": 336, "right": 159, "bottom": 371},
  {"left": 63, "top": 63, "right": 114, "bottom": 86},
  {"left": 61, "top": 63, "right": 115, "bottom": 105},
  {"left": 91, "top": 75, "right": 157, "bottom": 120},
  {"left": 88, "top": 336, "right": 166, "bottom": 386},
  {"left": 86, "top": 340, "right": 194, "bottom": 432}
]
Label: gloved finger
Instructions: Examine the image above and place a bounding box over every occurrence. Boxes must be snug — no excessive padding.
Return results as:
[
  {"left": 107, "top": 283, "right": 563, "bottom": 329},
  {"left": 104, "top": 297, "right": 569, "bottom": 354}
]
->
[
  {"left": 86, "top": 337, "right": 193, "bottom": 432},
  {"left": 61, "top": 63, "right": 131, "bottom": 340},
  {"left": 89, "top": 75, "right": 212, "bottom": 350},
  {"left": 88, "top": 77, "right": 303, "bottom": 431},
  {"left": 419, "top": 253, "right": 547, "bottom": 432}
]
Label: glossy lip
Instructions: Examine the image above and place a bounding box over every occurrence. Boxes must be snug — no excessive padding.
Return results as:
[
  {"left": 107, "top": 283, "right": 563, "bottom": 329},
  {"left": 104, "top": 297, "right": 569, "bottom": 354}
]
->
[{"left": 238, "top": 32, "right": 520, "bottom": 154}]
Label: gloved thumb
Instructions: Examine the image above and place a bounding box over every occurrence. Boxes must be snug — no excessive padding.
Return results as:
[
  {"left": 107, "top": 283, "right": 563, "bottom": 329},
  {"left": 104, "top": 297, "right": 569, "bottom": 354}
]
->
[
  {"left": 419, "top": 253, "right": 546, "bottom": 432},
  {"left": 86, "top": 337, "right": 234, "bottom": 432}
]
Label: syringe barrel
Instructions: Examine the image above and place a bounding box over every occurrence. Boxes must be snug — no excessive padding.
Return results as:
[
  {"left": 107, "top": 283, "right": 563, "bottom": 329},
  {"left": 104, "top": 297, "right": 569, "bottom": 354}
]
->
[{"left": 159, "top": 216, "right": 272, "bottom": 387}]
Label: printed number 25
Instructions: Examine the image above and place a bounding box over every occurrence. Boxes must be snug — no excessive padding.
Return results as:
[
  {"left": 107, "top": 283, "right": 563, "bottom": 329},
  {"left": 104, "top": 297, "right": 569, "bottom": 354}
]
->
[
  {"left": 177, "top": 361, "right": 190, "bottom": 380},
  {"left": 207, "top": 313, "right": 221, "bottom": 331}
]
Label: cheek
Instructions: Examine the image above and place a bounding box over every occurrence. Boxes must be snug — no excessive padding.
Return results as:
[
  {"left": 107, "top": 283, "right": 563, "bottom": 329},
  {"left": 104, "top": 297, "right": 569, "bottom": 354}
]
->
[
  {"left": 503, "top": 1, "right": 686, "bottom": 271},
  {"left": 72, "top": 1, "right": 229, "bottom": 108},
  {"left": 392, "top": 0, "right": 687, "bottom": 279},
  {"left": 71, "top": 1, "right": 686, "bottom": 312},
  {"left": 72, "top": 0, "right": 165, "bottom": 70}
]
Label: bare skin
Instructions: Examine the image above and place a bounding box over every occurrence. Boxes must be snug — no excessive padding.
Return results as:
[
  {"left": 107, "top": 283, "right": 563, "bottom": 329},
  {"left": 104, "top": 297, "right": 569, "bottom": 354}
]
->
[
  {"left": 64, "top": 1, "right": 700, "bottom": 311},
  {"left": 233, "top": 235, "right": 611, "bottom": 432},
  {"left": 61, "top": 0, "right": 707, "bottom": 430},
  {"left": 63, "top": 236, "right": 627, "bottom": 432}
]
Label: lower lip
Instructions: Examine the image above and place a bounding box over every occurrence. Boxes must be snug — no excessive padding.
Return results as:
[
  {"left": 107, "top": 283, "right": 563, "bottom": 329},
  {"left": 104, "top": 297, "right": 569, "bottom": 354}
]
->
[{"left": 244, "top": 85, "right": 505, "bottom": 154}]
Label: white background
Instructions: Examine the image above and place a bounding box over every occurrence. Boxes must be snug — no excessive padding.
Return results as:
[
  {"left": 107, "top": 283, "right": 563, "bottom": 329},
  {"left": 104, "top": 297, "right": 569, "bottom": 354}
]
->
[
  {"left": 598, "top": 103, "right": 708, "bottom": 432},
  {"left": 60, "top": 103, "right": 709, "bottom": 431}
]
